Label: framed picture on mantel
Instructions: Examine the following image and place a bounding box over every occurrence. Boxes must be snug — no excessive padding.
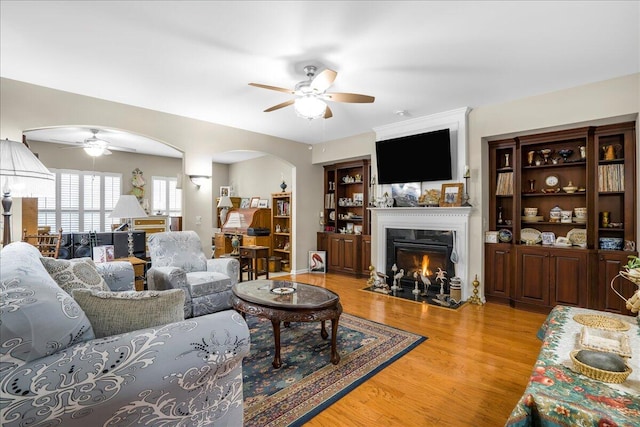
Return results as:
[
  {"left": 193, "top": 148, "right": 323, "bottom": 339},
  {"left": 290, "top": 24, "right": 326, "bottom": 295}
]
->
[{"left": 440, "top": 183, "right": 463, "bottom": 207}]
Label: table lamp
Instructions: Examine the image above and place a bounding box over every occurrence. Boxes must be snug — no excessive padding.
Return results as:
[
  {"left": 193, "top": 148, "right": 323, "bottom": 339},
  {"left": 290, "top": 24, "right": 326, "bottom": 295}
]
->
[
  {"left": 110, "top": 195, "right": 147, "bottom": 257},
  {"left": 217, "top": 195, "right": 234, "bottom": 227},
  {"left": 1, "top": 138, "right": 55, "bottom": 246}
]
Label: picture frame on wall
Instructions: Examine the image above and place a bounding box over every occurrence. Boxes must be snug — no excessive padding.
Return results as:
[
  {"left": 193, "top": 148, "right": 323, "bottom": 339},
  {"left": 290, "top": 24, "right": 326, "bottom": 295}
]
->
[
  {"left": 309, "top": 250, "right": 326, "bottom": 273},
  {"left": 240, "top": 198, "right": 250, "bottom": 209},
  {"left": 439, "top": 183, "right": 464, "bottom": 207},
  {"left": 220, "top": 186, "right": 231, "bottom": 197},
  {"left": 258, "top": 199, "right": 269, "bottom": 208},
  {"left": 250, "top": 197, "right": 260, "bottom": 208}
]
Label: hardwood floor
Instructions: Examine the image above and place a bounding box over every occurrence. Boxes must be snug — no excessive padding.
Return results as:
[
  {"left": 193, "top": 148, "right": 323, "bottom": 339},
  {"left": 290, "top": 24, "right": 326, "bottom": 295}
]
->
[{"left": 272, "top": 272, "right": 549, "bottom": 427}]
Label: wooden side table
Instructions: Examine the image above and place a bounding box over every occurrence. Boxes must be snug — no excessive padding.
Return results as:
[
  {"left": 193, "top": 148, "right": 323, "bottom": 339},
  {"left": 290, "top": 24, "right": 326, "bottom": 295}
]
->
[
  {"left": 114, "top": 257, "right": 147, "bottom": 291},
  {"left": 239, "top": 245, "right": 269, "bottom": 281}
]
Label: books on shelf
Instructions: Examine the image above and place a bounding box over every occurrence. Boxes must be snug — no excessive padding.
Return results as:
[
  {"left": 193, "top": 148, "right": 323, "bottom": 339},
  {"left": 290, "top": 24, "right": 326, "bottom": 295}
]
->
[
  {"left": 276, "top": 200, "right": 290, "bottom": 216},
  {"left": 598, "top": 164, "right": 624, "bottom": 192},
  {"left": 496, "top": 172, "right": 513, "bottom": 196},
  {"left": 325, "top": 193, "right": 335, "bottom": 209}
]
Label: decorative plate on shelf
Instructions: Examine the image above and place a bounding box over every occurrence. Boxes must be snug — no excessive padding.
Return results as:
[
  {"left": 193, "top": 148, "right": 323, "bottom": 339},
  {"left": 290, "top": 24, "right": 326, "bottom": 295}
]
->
[
  {"left": 329, "top": 211, "right": 335, "bottom": 221},
  {"left": 498, "top": 229, "right": 513, "bottom": 243},
  {"left": 521, "top": 228, "right": 542, "bottom": 244},
  {"left": 567, "top": 228, "right": 587, "bottom": 246}
]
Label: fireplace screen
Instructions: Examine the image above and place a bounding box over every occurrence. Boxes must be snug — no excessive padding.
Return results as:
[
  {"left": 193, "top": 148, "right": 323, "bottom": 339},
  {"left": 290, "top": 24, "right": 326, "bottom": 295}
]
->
[
  {"left": 394, "top": 241, "right": 452, "bottom": 287},
  {"left": 385, "top": 229, "right": 455, "bottom": 289}
]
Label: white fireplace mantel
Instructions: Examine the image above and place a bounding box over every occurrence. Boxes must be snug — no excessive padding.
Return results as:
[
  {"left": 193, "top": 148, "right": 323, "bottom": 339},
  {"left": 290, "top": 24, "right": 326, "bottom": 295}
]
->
[{"left": 369, "top": 206, "right": 473, "bottom": 300}]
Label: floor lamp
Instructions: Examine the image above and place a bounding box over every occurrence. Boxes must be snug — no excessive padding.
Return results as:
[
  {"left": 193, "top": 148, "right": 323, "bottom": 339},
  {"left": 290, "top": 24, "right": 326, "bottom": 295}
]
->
[
  {"left": 109, "top": 195, "right": 147, "bottom": 257},
  {"left": 0, "top": 138, "right": 55, "bottom": 247}
]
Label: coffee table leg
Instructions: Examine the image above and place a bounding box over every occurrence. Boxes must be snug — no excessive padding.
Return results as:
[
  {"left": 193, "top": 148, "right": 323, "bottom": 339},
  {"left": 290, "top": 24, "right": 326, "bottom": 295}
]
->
[
  {"left": 271, "top": 319, "right": 282, "bottom": 368},
  {"left": 330, "top": 317, "right": 340, "bottom": 364},
  {"left": 320, "top": 320, "right": 328, "bottom": 339}
]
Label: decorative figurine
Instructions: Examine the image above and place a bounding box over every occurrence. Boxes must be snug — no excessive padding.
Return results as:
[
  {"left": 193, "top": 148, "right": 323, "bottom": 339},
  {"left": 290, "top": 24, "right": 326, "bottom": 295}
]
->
[
  {"left": 412, "top": 271, "right": 421, "bottom": 295},
  {"left": 435, "top": 267, "right": 448, "bottom": 297},
  {"left": 392, "top": 267, "right": 404, "bottom": 291},
  {"left": 419, "top": 271, "right": 431, "bottom": 296},
  {"left": 368, "top": 265, "right": 389, "bottom": 294}
]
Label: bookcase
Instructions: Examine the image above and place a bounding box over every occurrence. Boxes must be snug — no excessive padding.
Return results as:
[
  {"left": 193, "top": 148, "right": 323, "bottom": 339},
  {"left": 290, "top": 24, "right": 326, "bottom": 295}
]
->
[
  {"left": 271, "top": 192, "right": 292, "bottom": 272},
  {"left": 318, "top": 159, "right": 371, "bottom": 276},
  {"left": 484, "top": 122, "right": 637, "bottom": 314}
]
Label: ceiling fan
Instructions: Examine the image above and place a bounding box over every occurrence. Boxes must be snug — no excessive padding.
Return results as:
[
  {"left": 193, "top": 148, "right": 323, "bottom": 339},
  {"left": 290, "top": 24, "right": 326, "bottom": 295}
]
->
[
  {"left": 57, "top": 129, "right": 136, "bottom": 157},
  {"left": 249, "top": 65, "right": 375, "bottom": 120}
]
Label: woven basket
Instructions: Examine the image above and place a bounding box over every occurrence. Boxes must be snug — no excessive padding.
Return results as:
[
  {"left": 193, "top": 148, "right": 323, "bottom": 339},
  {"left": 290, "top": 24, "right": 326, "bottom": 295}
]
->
[
  {"left": 570, "top": 350, "right": 632, "bottom": 384},
  {"left": 620, "top": 269, "right": 640, "bottom": 286}
]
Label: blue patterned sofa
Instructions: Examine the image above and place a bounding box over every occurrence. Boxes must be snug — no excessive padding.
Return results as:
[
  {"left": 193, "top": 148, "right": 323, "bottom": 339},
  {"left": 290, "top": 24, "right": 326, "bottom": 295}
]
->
[
  {"left": 0, "top": 241, "right": 250, "bottom": 426},
  {"left": 147, "top": 231, "right": 240, "bottom": 318}
]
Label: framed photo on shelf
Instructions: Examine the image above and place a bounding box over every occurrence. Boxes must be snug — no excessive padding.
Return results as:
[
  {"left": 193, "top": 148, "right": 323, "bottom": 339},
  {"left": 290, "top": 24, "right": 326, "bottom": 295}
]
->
[
  {"left": 309, "top": 250, "right": 326, "bottom": 273},
  {"left": 258, "top": 199, "right": 269, "bottom": 208},
  {"left": 219, "top": 186, "right": 231, "bottom": 197},
  {"left": 353, "top": 192, "right": 364, "bottom": 204},
  {"left": 250, "top": 197, "right": 260, "bottom": 208},
  {"left": 240, "top": 198, "right": 250, "bottom": 209},
  {"left": 391, "top": 182, "right": 420, "bottom": 207},
  {"left": 439, "top": 183, "right": 464, "bottom": 207}
]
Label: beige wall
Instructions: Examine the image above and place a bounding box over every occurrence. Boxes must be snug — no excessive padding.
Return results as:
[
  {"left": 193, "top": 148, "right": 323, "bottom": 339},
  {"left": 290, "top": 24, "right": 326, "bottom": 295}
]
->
[{"left": 0, "top": 78, "right": 323, "bottom": 271}]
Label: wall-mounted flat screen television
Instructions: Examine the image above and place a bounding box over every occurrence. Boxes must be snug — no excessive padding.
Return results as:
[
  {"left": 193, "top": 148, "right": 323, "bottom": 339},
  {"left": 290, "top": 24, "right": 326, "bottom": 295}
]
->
[{"left": 376, "top": 128, "right": 452, "bottom": 184}]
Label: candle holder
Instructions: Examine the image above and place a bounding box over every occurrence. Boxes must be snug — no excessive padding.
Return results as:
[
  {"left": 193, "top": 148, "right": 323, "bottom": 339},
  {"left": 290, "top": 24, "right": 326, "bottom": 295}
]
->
[
  {"left": 469, "top": 274, "right": 484, "bottom": 305},
  {"left": 461, "top": 175, "right": 472, "bottom": 207}
]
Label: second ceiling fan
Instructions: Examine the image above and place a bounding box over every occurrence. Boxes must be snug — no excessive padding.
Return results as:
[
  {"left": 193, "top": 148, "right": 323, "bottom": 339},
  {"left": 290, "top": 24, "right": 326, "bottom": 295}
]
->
[{"left": 249, "top": 65, "right": 374, "bottom": 120}]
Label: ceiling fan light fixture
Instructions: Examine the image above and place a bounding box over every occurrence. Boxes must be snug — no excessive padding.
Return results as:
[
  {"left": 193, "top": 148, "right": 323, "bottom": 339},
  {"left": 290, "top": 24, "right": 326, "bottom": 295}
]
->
[
  {"left": 294, "top": 96, "right": 326, "bottom": 120},
  {"left": 83, "top": 145, "right": 105, "bottom": 157}
]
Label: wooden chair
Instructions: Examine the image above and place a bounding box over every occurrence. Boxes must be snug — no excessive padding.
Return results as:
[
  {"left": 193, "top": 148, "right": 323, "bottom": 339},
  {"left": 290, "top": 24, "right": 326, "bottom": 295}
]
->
[{"left": 23, "top": 227, "right": 63, "bottom": 258}]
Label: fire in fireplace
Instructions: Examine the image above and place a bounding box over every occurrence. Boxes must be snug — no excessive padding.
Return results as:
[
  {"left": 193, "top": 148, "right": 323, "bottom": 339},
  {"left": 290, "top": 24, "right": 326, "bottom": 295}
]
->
[{"left": 385, "top": 229, "right": 455, "bottom": 291}]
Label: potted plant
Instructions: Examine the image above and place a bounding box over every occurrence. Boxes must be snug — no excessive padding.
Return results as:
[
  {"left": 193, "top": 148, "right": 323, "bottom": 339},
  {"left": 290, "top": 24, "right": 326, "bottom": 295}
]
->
[{"left": 615, "top": 255, "right": 640, "bottom": 315}]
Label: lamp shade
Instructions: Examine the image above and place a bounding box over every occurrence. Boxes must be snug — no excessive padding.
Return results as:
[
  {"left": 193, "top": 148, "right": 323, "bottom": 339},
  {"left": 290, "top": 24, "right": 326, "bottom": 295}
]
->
[
  {"left": 217, "top": 196, "right": 234, "bottom": 208},
  {"left": 109, "top": 195, "right": 148, "bottom": 219},
  {"left": 0, "top": 138, "right": 54, "bottom": 197}
]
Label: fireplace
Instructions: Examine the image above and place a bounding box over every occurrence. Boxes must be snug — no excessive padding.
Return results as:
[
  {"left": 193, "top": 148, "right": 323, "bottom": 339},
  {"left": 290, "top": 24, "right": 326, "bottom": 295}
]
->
[
  {"left": 386, "top": 229, "right": 455, "bottom": 289},
  {"left": 370, "top": 206, "right": 472, "bottom": 299}
]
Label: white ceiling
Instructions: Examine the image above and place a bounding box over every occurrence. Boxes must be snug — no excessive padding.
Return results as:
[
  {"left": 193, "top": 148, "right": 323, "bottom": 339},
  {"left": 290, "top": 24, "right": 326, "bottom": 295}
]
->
[{"left": 1, "top": 1, "right": 638, "bottom": 162}]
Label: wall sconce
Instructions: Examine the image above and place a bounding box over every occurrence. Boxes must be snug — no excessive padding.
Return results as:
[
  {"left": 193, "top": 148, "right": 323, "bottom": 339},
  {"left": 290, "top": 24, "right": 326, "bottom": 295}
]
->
[{"left": 188, "top": 175, "right": 210, "bottom": 189}]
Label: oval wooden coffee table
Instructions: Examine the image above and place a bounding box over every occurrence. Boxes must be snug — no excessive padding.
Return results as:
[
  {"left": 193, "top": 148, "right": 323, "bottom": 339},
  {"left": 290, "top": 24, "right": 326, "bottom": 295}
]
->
[{"left": 231, "top": 279, "right": 342, "bottom": 368}]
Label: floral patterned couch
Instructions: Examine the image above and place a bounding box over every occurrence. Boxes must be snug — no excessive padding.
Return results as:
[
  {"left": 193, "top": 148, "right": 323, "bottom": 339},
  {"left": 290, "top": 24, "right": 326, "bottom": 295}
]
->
[{"left": 0, "top": 241, "right": 250, "bottom": 426}]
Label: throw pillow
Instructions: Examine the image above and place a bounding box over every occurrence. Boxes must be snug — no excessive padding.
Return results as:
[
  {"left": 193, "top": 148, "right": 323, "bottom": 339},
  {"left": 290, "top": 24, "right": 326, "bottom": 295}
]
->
[
  {"left": 72, "top": 288, "right": 185, "bottom": 338},
  {"left": 41, "top": 257, "right": 110, "bottom": 295},
  {"left": 1, "top": 242, "right": 95, "bottom": 363}
]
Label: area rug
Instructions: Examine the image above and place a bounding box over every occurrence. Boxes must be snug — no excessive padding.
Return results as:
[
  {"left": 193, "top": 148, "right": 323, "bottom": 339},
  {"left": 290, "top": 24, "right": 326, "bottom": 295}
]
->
[
  {"left": 361, "top": 285, "right": 467, "bottom": 309},
  {"left": 242, "top": 313, "right": 426, "bottom": 427}
]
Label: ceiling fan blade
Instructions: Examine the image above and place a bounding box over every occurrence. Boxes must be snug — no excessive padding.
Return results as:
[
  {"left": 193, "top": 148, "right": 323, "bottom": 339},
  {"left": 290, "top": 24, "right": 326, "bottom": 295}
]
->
[
  {"left": 264, "top": 99, "right": 295, "bottom": 112},
  {"left": 103, "top": 149, "right": 113, "bottom": 156},
  {"left": 248, "top": 83, "right": 294, "bottom": 94},
  {"left": 324, "top": 106, "right": 333, "bottom": 119},
  {"left": 325, "top": 92, "right": 375, "bottom": 103},
  {"left": 311, "top": 69, "right": 337, "bottom": 92}
]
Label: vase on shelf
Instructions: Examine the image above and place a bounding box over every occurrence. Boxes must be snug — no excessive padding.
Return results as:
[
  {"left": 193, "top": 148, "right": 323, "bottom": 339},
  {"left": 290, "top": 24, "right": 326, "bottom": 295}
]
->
[{"left": 280, "top": 180, "right": 287, "bottom": 192}]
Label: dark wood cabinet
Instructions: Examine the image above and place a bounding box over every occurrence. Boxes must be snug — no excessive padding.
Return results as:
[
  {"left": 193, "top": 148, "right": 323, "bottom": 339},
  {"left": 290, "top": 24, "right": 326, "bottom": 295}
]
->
[
  {"left": 598, "top": 251, "right": 635, "bottom": 316},
  {"left": 361, "top": 235, "right": 371, "bottom": 276},
  {"left": 323, "top": 233, "right": 362, "bottom": 276},
  {"left": 484, "top": 243, "right": 512, "bottom": 304},
  {"left": 515, "top": 246, "right": 551, "bottom": 308},
  {"left": 486, "top": 121, "right": 636, "bottom": 312}
]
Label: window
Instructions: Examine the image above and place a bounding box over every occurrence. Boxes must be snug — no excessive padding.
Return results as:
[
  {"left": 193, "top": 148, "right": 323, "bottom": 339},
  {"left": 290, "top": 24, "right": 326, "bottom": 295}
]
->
[
  {"left": 152, "top": 176, "right": 182, "bottom": 216},
  {"left": 38, "top": 169, "right": 122, "bottom": 232}
]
